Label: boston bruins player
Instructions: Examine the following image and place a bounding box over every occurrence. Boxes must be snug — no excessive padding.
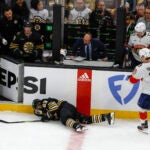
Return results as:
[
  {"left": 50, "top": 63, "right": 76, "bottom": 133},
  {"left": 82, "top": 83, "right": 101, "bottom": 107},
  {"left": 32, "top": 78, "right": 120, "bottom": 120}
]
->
[
  {"left": 10, "top": 21, "right": 44, "bottom": 62},
  {"left": 32, "top": 98, "right": 115, "bottom": 132}
]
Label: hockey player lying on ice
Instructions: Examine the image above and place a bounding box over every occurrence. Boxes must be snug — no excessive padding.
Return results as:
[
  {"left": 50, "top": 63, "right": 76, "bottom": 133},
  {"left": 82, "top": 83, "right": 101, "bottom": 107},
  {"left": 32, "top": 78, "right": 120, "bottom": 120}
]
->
[
  {"left": 129, "top": 48, "right": 150, "bottom": 132},
  {"left": 32, "top": 98, "right": 115, "bottom": 132}
]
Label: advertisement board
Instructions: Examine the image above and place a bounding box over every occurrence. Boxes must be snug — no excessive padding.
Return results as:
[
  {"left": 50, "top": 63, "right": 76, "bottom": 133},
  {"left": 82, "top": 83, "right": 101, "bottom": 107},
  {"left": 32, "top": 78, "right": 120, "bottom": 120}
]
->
[
  {"left": 23, "top": 66, "right": 77, "bottom": 105},
  {"left": 0, "top": 57, "right": 144, "bottom": 118},
  {"left": 23, "top": 66, "right": 142, "bottom": 113},
  {"left": 0, "top": 58, "right": 23, "bottom": 102},
  {"left": 91, "top": 70, "right": 142, "bottom": 111}
]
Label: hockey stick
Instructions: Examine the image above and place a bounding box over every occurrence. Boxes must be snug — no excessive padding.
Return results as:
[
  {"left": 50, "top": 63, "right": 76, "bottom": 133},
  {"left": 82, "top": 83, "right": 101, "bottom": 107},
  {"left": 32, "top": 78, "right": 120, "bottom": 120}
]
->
[{"left": 0, "top": 119, "right": 41, "bottom": 124}]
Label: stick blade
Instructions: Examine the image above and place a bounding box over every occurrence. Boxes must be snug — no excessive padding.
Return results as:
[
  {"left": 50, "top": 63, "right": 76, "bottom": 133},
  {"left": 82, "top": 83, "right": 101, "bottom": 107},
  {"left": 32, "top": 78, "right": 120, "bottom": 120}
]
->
[{"left": 0, "top": 119, "right": 41, "bottom": 123}]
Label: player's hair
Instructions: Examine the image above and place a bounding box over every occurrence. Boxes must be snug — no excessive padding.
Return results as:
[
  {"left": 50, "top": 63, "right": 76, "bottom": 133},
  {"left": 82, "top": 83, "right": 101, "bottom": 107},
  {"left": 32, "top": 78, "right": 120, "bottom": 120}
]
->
[
  {"left": 31, "top": 0, "right": 41, "bottom": 10},
  {"left": 3, "top": 6, "right": 12, "bottom": 13}
]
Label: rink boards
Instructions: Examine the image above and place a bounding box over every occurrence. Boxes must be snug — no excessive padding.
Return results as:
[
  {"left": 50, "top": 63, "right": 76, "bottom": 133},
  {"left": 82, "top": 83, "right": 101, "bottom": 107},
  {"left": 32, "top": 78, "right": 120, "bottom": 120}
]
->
[
  {"left": 0, "top": 103, "right": 149, "bottom": 119},
  {"left": 0, "top": 57, "right": 146, "bottom": 119}
]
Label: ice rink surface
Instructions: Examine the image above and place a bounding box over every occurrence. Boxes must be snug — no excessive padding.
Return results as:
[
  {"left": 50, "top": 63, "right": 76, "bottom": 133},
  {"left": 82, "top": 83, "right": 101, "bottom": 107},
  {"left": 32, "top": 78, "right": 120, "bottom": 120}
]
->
[{"left": 0, "top": 111, "right": 149, "bottom": 150}]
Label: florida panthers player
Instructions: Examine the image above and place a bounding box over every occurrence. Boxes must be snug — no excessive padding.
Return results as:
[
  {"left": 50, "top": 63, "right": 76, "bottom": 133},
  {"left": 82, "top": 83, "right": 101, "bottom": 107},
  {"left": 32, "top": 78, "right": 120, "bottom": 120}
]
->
[
  {"left": 128, "top": 22, "right": 150, "bottom": 68},
  {"left": 129, "top": 48, "right": 150, "bottom": 132}
]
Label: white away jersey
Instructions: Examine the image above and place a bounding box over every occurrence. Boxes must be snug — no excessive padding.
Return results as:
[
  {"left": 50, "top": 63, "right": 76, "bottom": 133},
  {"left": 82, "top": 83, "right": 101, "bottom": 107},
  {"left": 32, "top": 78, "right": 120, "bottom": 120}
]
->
[
  {"left": 133, "top": 63, "right": 150, "bottom": 95},
  {"left": 128, "top": 32, "right": 150, "bottom": 61}
]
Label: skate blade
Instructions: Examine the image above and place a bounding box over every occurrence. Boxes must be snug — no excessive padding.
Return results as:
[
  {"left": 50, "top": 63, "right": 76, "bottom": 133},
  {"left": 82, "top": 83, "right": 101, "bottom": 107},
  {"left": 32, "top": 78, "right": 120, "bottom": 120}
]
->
[
  {"left": 138, "top": 129, "right": 150, "bottom": 134},
  {"left": 76, "top": 127, "right": 88, "bottom": 132}
]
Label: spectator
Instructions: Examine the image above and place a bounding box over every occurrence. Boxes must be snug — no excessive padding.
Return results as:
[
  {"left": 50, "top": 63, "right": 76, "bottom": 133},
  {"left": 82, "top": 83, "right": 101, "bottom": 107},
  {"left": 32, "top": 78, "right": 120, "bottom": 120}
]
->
[
  {"left": 64, "top": 2, "right": 74, "bottom": 23},
  {"left": 0, "top": 6, "right": 23, "bottom": 55},
  {"left": 137, "top": 6, "right": 150, "bottom": 32},
  {"left": 29, "top": 0, "right": 49, "bottom": 22},
  {"left": 133, "top": 3, "right": 145, "bottom": 23},
  {"left": 89, "top": 0, "right": 113, "bottom": 28},
  {"left": 70, "top": 33, "right": 108, "bottom": 61},
  {"left": 144, "top": 0, "right": 150, "bottom": 7},
  {"left": 68, "top": 0, "right": 92, "bottom": 24},
  {"left": 9, "top": 21, "right": 44, "bottom": 62},
  {"left": 12, "top": 0, "right": 30, "bottom": 22},
  {"left": 127, "top": 22, "right": 150, "bottom": 68}
]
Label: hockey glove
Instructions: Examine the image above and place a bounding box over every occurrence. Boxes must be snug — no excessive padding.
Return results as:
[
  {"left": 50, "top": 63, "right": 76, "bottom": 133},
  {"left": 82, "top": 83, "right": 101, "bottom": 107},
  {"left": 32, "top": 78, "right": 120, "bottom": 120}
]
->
[
  {"left": 2, "top": 38, "right": 7, "bottom": 45},
  {"left": 41, "top": 112, "right": 53, "bottom": 122},
  {"left": 13, "top": 48, "right": 24, "bottom": 57},
  {"left": 28, "top": 50, "right": 38, "bottom": 58}
]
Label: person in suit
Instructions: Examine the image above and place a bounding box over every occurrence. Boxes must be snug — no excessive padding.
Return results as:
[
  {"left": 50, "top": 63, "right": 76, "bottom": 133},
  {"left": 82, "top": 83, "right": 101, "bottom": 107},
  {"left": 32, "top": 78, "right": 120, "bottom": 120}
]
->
[{"left": 70, "top": 33, "right": 108, "bottom": 61}]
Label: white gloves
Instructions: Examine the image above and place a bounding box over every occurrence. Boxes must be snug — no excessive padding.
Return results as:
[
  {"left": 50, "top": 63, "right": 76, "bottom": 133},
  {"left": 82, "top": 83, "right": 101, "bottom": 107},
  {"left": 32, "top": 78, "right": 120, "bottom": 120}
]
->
[
  {"left": 2, "top": 38, "right": 7, "bottom": 45},
  {"left": 60, "top": 49, "right": 67, "bottom": 57}
]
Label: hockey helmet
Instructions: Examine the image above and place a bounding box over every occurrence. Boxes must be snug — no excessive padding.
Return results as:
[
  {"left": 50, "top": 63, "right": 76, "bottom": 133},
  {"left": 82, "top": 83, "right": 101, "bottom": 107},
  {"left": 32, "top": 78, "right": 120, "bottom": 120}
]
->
[
  {"left": 32, "top": 99, "right": 41, "bottom": 109},
  {"left": 139, "top": 48, "right": 150, "bottom": 59},
  {"left": 134, "top": 22, "right": 146, "bottom": 33}
]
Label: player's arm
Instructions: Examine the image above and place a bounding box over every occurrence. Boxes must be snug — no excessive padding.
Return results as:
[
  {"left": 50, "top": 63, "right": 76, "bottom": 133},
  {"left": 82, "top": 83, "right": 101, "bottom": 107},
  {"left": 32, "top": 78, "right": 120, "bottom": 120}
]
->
[
  {"left": 9, "top": 34, "right": 24, "bottom": 57},
  {"left": 129, "top": 67, "right": 141, "bottom": 84},
  {"left": 34, "top": 108, "right": 55, "bottom": 122}
]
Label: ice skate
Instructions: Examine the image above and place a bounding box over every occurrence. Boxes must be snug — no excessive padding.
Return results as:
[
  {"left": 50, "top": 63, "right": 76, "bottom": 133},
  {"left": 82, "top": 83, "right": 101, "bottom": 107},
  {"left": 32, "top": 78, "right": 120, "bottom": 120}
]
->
[
  {"left": 137, "top": 120, "right": 148, "bottom": 133},
  {"left": 105, "top": 112, "right": 115, "bottom": 125},
  {"left": 75, "top": 124, "right": 88, "bottom": 132}
]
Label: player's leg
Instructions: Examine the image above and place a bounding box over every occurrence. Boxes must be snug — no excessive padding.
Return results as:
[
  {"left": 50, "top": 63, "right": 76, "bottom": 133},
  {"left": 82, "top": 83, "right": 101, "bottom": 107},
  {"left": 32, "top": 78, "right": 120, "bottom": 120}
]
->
[
  {"left": 137, "top": 94, "right": 150, "bottom": 131},
  {"left": 137, "top": 111, "right": 148, "bottom": 131},
  {"left": 92, "top": 112, "right": 115, "bottom": 125},
  {"left": 60, "top": 102, "right": 87, "bottom": 132},
  {"left": 76, "top": 112, "right": 115, "bottom": 125},
  {"left": 65, "top": 118, "right": 88, "bottom": 132}
]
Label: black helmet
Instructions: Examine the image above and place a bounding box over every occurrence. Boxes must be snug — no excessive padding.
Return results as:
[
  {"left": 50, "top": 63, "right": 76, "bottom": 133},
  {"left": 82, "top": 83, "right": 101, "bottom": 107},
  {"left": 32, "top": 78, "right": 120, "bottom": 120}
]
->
[{"left": 32, "top": 99, "right": 41, "bottom": 109}]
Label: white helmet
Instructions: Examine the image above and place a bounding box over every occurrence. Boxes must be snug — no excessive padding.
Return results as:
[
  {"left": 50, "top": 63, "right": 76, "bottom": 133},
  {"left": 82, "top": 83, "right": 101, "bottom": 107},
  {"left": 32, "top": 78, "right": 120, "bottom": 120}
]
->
[
  {"left": 134, "top": 22, "right": 146, "bottom": 33},
  {"left": 139, "top": 48, "right": 150, "bottom": 59}
]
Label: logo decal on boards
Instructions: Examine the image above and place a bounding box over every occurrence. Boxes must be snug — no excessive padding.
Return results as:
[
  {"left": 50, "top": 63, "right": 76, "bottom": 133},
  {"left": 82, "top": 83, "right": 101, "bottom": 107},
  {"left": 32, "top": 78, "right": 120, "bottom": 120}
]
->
[
  {"left": 78, "top": 72, "right": 91, "bottom": 82},
  {"left": 108, "top": 75, "right": 140, "bottom": 105}
]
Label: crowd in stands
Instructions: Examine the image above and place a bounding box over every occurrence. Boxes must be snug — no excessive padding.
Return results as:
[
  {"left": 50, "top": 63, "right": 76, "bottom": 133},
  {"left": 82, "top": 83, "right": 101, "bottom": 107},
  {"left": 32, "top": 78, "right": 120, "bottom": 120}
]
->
[{"left": 0, "top": 0, "right": 149, "bottom": 68}]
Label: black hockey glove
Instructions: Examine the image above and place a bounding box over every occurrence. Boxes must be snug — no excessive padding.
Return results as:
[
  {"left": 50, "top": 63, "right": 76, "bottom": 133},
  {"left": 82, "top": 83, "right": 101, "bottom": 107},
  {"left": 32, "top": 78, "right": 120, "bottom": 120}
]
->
[
  {"left": 41, "top": 112, "right": 54, "bottom": 122},
  {"left": 13, "top": 48, "right": 24, "bottom": 58},
  {"left": 29, "top": 50, "right": 38, "bottom": 58}
]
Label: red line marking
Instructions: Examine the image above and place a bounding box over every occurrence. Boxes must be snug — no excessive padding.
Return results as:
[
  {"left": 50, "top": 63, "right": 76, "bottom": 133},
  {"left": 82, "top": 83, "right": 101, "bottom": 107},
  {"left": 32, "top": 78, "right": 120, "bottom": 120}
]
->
[{"left": 66, "top": 130, "right": 87, "bottom": 150}]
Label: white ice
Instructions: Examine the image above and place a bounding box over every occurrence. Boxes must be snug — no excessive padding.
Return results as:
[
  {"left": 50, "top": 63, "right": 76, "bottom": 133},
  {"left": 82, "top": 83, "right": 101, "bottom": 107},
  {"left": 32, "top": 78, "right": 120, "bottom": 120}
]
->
[{"left": 0, "top": 111, "right": 149, "bottom": 150}]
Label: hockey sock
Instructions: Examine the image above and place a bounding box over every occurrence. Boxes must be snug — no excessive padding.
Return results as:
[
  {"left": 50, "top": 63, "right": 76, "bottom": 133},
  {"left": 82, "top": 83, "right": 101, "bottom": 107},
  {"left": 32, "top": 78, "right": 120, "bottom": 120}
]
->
[
  {"left": 139, "top": 111, "right": 147, "bottom": 124},
  {"left": 91, "top": 114, "right": 105, "bottom": 123},
  {"left": 66, "top": 118, "right": 76, "bottom": 129}
]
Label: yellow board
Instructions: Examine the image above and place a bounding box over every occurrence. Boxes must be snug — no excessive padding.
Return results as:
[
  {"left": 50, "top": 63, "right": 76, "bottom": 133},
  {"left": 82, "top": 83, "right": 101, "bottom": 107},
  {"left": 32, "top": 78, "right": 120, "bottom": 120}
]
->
[
  {"left": 0, "top": 103, "right": 33, "bottom": 114},
  {"left": 91, "top": 109, "right": 150, "bottom": 119},
  {"left": 0, "top": 103, "right": 150, "bottom": 119}
]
